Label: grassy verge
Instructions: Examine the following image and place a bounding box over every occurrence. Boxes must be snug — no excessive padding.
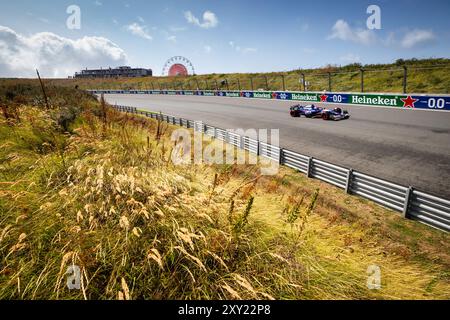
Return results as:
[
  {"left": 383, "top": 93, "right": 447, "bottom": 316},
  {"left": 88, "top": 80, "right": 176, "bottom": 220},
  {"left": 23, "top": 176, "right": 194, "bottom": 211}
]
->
[
  {"left": 18, "top": 57, "right": 450, "bottom": 94},
  {"left": 0, "top": 85, "right": 449, "bottom": 299}
]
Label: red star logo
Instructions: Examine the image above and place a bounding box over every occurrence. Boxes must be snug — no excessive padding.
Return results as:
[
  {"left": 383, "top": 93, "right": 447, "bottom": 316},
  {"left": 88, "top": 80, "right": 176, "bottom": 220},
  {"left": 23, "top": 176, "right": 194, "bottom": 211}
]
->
[
  {"left": 240, "top": 92, "right": 244, "bottom": 97},
  {"left": 401, "top": 96, "right": 418, "bottom": 108},
  {"left": 320, "top": 94, "right": 328, "bottom": 102},
  {"left": 272, "top": 92, "right": 278, "bottom": 99}
]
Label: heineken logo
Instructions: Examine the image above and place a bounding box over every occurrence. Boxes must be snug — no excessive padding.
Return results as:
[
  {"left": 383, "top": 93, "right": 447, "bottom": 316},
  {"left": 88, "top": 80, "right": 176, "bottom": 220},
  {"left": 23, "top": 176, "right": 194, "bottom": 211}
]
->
[
  {"left": 203, "top": 91, "right": 215, "bottom": 96},
  {"left": 167, "top": 91, "right": 176, "bottom": 95},
  {"left": 226, "top": 92, "right": 240, "bottom": 97},
  {"left": 352, "top": 95, "right": 397, "bottom": 106},
  {"left": 184, "top": 91, "right": 194, "bottom": 95},
  {"left": 253, "top": 92, "right": 271, "bottom": 99},
  {"left": 291, "top": 93, "right": 318, "bottom": 101}
]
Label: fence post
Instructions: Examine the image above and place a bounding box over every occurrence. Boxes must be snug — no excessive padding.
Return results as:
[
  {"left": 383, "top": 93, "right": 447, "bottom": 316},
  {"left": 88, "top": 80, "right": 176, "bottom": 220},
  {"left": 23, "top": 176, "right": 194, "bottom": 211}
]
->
[
  {"left": 237, "top": 78, "right": 241, "bottom": 91},
  {"left": 360, "top": 68, "right": 364, "bottom": 93},
  {"left": 279, "top": 149, "right": 283, "bottom": 165},
  {"left": 301, "top": 73, "right": 306, "bottom": 91},
  {"left": 403, "top": 187, "right": 413, "bottom": 218},
  {"left": 345, "top": 169, "right": 353, "bottom": 194},
  {"left": 226, "top": 79, "right": 230, "bottom": 91},
  {"left": 281, "top": 75, "right": 286, "bottom": 91},
  {"left": 403, "top": 66, "right": 408, "bottom": 94},
  {"left": 306, "top": 157, "right": 313, "bottom": 178},
  {"left": 250, "top": 77, "right": 254, "bottom": 91},
  {"left": 264, "top": 76, "right": 269, "bottom": 91},
  {"left": 328, "top": 72, "right": 332, "bottom": 92}
]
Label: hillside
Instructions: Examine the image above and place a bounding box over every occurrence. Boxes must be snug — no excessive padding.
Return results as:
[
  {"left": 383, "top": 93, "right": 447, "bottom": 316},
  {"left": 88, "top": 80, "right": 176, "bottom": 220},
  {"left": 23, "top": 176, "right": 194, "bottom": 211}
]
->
[
  {"left": 0, "top": 84, "right": 449, "bottom": 299},
  {"left": 40, "top": 58, "right": 450, "bottom": 94}
]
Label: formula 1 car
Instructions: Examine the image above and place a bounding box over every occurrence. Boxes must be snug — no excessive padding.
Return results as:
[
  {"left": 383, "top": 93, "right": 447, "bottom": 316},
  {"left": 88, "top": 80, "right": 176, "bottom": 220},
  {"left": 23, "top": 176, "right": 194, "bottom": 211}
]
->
[
  {"left": 289, "top": 104, "right": 323, "bottom": 118},
  {"left": 290, "top": 104, "right": 350, "bottom": 120},
  {"left": 321, "top": 107, "right": 350, "bottom": 120}
]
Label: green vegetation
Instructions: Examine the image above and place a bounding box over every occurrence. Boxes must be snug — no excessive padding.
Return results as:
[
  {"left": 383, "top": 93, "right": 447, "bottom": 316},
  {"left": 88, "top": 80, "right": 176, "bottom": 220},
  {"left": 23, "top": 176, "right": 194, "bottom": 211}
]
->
[
  {"left": 18, "top": 57, "right": 448, "bottom": 94},
  {"left": 0, "top": 84, "right": 449, "bottom": 299}
]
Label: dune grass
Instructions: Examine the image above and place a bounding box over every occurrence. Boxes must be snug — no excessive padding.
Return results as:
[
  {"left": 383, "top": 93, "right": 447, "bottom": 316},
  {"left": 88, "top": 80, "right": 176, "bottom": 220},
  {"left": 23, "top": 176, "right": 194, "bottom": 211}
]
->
[
  {"left": 19, "top": 57, "right": 447, "bottom": 94},
  {"left": 0, "top": 86, "right": 449, "bottom": 300}
]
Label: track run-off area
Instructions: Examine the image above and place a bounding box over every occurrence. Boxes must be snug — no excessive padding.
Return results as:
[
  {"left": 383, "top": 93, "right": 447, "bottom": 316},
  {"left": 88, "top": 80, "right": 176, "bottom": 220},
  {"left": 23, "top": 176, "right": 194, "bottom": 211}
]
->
[{"left": 103, "top": 94, "right": 450, "bottom": 199}]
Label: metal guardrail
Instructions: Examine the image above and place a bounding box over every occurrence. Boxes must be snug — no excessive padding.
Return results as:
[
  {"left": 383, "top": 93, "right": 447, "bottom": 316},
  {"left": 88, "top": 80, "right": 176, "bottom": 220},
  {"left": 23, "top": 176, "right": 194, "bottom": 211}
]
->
[{"left": 113, "top": 105, "right": 450, "bottom": 232}]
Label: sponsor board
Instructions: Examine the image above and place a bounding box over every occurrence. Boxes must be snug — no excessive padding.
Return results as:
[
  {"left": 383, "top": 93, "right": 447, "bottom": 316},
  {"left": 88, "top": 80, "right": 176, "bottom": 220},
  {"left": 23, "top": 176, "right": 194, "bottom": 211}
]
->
[
  {"left": 93, "top": 90, "right": 450, "bottom": 110},
  {"left": 252, "top": 92, "right": 272, "bottom": 99},
  {"left": 226, "top": 92, "right": 240, "bottom": 97},
  {"left": 291, "top": 93, "right": 319, "bottom": 102}
]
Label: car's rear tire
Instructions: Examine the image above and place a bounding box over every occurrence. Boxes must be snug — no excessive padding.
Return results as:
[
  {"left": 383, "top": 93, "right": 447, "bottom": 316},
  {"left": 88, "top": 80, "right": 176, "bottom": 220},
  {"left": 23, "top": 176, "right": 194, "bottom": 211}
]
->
[{"left": 322, "top": 113, "right": 329, "bottom": 120}]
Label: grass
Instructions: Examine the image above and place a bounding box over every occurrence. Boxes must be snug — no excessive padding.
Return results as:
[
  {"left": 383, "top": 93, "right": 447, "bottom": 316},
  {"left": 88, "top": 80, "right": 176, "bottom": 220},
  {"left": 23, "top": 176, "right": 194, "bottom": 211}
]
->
[
  {"left": 4, "top": 57, "right": 445, "bottom": 94},
  {"left": 0, "top": 84, "right": 449, "bottom": 300}
]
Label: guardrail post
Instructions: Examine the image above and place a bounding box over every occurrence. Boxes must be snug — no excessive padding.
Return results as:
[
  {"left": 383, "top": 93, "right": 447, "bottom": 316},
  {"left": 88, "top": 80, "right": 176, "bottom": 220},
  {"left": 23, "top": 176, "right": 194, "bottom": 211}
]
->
[
  {"left": 256, "top": 140, "right": 260, "bottom": 156},
  {"left": 279, "top": 148, "right": 284, "bottom": 165},
  {"left": 402, "top": 187, "right": 413, "bottom": 218},
  {"left": 306, "top": 157, "right": 313, "bottom": 178},
  {"left": 345, "top": 169, "right": 353, "bottom": 194}
]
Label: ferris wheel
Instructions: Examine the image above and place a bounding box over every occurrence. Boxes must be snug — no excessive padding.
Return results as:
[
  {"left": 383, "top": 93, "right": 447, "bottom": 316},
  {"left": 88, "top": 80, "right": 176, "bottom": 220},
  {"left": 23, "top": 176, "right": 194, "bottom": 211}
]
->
[{"left": 161, "top": 56, "right": 195, "bottom": 76}]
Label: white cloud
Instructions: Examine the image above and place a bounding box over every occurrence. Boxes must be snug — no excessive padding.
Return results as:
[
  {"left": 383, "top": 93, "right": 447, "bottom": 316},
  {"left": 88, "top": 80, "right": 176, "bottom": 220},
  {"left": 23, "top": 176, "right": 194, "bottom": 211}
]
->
[
  {"left": 170, "top": 26, "right": 186, "bottom": 32},
  {"left": 94, "top": 0, "right": 102, "bottom": 6},
  {"left": 400, "top": 29, "right": 436, "bottom": 48},
  {"left": 112, "top": 19, "right": 118, "bottom": 25},
  {"left": 125, "top": 23, "right": 152, "bottom": 40},
  {"left": 242, "top": 47, "right": 257, "bottom": 54},
  {"left": 328, "top": 19, "right": 377, "bottom": 45},
  {"left": 301, "top": 23, "right": 309, "bottom": 32},
  {"left": 184, "top": 10, "right": 218, "bottom": 29},
  {"left": 302, "top": 48, "right": 316, "bottom": 54},
  {"left": 167, "top": 35, "right": 176, "bottom": 43},
  {"left": 229, "top": 41, "right": 257, "bottom": 54},
  {"left": 340, "top": 53, "right": 361, "bottom": 63},
  {"left": 204, "top": 45, "right": 212, "bottom": 53},
  {"left": 0, "top": 25, "right": 127, "bottom": 78},
  {"left": 138, "top": 16, "right": 145, "bottom": 23}
]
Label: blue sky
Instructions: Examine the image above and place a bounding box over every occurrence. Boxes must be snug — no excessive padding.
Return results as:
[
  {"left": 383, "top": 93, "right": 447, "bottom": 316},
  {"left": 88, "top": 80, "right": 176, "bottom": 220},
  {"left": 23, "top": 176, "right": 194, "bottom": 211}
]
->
[{"left": 0, "top": 0, "right": 449, "bottom": 77}]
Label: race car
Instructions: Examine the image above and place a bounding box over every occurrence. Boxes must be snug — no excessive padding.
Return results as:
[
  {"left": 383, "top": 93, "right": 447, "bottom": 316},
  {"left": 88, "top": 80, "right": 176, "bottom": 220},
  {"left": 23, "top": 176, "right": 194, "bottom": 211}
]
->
[
  {"left": 290, "top": 104, "right": 350, "bottom": 120},
  {"left": 289, "top": 104, "right": 323, "bottom": 118},
  {"left": 321, "top": 107, "right": 350, "bottom": 120}
]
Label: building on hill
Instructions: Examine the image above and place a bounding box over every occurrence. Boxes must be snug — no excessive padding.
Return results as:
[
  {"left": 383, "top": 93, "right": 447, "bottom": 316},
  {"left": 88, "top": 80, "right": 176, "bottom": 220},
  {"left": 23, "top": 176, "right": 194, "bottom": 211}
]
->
[{"left": 74, "top": 66, "right": 152, "bottom": 78}]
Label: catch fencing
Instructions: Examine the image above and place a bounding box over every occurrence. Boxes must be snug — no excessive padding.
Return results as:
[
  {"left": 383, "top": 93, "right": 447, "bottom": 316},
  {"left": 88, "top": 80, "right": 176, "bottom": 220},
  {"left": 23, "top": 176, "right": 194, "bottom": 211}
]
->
[{"left": 114, "top": 105, "right": 450, "bottom": 232}]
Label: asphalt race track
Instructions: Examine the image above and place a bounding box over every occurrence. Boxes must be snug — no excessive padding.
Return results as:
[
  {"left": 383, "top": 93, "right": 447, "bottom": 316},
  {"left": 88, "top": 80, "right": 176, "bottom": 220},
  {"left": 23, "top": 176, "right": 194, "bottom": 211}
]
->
[{"left": 103, "top": 94, "right": 450, "bottom": 199}]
